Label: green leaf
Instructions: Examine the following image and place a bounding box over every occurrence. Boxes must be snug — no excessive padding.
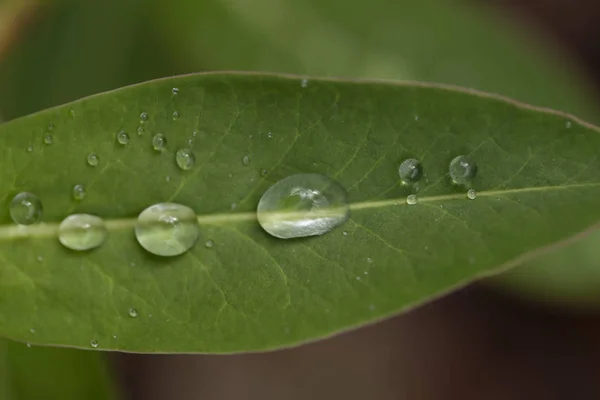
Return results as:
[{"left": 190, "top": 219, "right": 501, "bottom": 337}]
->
[
  {"left": 0, "top": 339, "right": 116, "bottom": 400},
  {"left": 1, "top": 72, "right": 599, "bottom": 353}
]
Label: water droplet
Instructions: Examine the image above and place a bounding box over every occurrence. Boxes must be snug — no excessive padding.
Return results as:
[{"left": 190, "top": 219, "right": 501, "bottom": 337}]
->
[
  {"left": 566, "top": 121, "right": 572, "bottom": 129},
  {"left": 449, "top": 155, "right": 477, "bottom": 185},
  {"left": 68, "top": 109, "right": 75, "bottom": 118},
  {"left": 137, "top": 126, "right": 145, "bottom": 136},
  {"left": 414, "top": 115, "right": 420, "bottom": 121},
  {"left": 301, "top": 79, "right": 308, "bottom": 88},
  {"left": 230, "top": 202, "right": 237, "bottom": 210},
  {"left": 10, "top": 192, "right": 43, "bottom": 225},
  {"left": 205, "top": 239, "right": 214, "bottom": 248},
  {"left": 257, "top": 174, "right": 350, "bottom": 239},
  {"left": 26, "top": 145, "right": 33, "bottom": 153},
  {"left": 90, "top": 339, "right": 98, "bottom": 348},
  {"left": 43, "top": 135, "right": 53, "bottom": 145},
  {"left": 36, "top": 255, "right": 43, "bottom": 262},
  {"left": 187, "top": 138, "right": 194, "bottom": 147},
  {"left": 364, "top": 271, "right": 368, "bottom": 275},
  {"left": 26, "top": 343, "right": 31, "bottom": 348},
  {"left": 467, "top": 189, "right": 477, "bottom": 200},
  {"left": 135, "top": 203, "right": 200, "bottom": 257},
  {"left": 47, "top": 122, "right": 54, "bottom": 131},
  {"left": 172, "top": 87, "right": 179, "bottom": 95},
  {"left": 175, "top": 148, "right": 195, "bottom": 170},
  {"left": 72, "top": 184, "right": 87, "bottom": 201},
  {"left": 356, "top": 276, "right": 361, "bottom": 281},
  {"left": 87, "top": 152, "right": 99, "bottom": 167},
  {"left": 165, "top": 176, "right": 171, "bottom": 183},
  {"left": 261, "top": 169, "right": 268, "bottom": 177},
  {"left": 406, "top": 194, "right": 418, "bottom": 205},
  {"left": 30, "top": 328, "right": 35, "bottom": 333},
  {"left": 128, "top": 308, "right": 138, "bottom": 318},
  {"left": 342, "top": 231, "right": 348, "bottom": 236},
  {"left": 242, "top": 155, "right": 251, "bottom": 165},
  {"left": 267, "top": 132, "right": 273, "bottom": 139},
  {"left": 398, "top": 158, "right": 423, "bottom": 184},
  {"left": 116, "top": 131, "right": 130, "bottom": 145},
  {"left": 152, "top": 134, "right": 167, "bottom": 151},
  {"left": 140, "top": 112, "right": 148, "bottom": 122},
  {"left": 58, "top": 214, "right": 108, "bottom": 251},
  {"left": 366, "top": 257, "right": 373, "bottom": 263},
  {"left": 172, "top": 111, "right": 180, "bottom": 120}
]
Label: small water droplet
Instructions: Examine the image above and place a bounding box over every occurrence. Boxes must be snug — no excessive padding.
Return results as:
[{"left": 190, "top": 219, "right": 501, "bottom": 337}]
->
[
  {"left": 172, "top": 111, "right": 180, "bottom": 120},
  {"left": 414, "top": 115, "right": 420, "bottom": 121},
  {"left": 36, "top": 255, "right": 43, "bottom": 262},
  {"left": 406, "top": 194, "right": 418, "bottom": 205},
  {"left": 137, "top": 126, "right": 145, "bottom": 136},
  {"left": 368, "top": 304, "right": 376, "bottom": 311},
  {"left": 267, "top": 132, "right": 273, "bottom": 139},
  {"left": 47, "top": 122, "right": 54, "bottom": 131},
  {"left": 135, "top": 203, "right": 200, "bottom": 257},
  {"left": 140, "top": 112, "right": 148, "bottom": 122},
  {"left": 398, "top": 158, "right": 423, "bottom": 184},
  {"left": 242, "top": 155, "right": 251, "bottom": 165},
  {"left": 113, "top": 335, "right": 117, "bottom": 339},
  {"left": 68, "top": 109, "right": 75, "bottom": 118},
  {"left": 43, "top": 135, "right": 53, "bottom": 145},
  {"left": 187, "top": 138, "right": 194, "bottom": 147},
  {"left": 230, "top": 202, "right": 237, "bottom": 210},
  {"left": 449, "top": 155, "right": 477, "bottom": 185},
  {"left": 342, "top": 231, "right": 348, "bottom": 236},
  {"left": 257, "top": 174, "right": 350, "bottom": 239},
  {"left": 356, "top": 276, "right": 361, "bottom": 281},
  {"left": 87, "top": 152, "right": 99, "bottom": 167},
  {"left": 366, "top": 257, "right": 373, "bottom": 263},
  {"left": 26, "top": 343, "right": 31, "bottom": 348},
  {"left": 26, "top": 145, "right": 33, "bottom": 153},
  {"left": 128, "top": 308, "right": 138, "bottom": 318},
  {"left": 30, "top": 328, "right": 36, "bottom": 333},
  {"left": 90, "top": 339, "right": 98, "bottom": 348},
  {"left": 152, "top": 134, "right": 167, "bottom": 151},
  {"left": 172, "top": 87, "right": 179, "bottom": 95},
  {"left": 165, "top": 176, "right": 171, "bottom": 182},
  {"left": 175, "top": 148, "right": 195, "bottom": 170},
  {"left": 467, "top": 189, "right": 477, "bottom": 200},
  {"left": 10, "top": 192, "right": 43, "bottom": 225},
  {"left": 301, "top": 79, "right": 308, "bottom": 88},
  {"left": 59, "top": 214, "right": 108, "bottom": 251},
  {"left": 205, "top": 239, "right": 214, "bottom": 248},
  {"left": 364, "top": 271, "right": 368, "bottom": 275},
  {"left": 566, "top": 121, "right": 572, "bottom": 129},
  {"left": 261, "top": 169, "right": 268, "bottom": 177},
  {"left": 116, "top": 131, "right": 130, "bottom": 145},
  {"left": 72, "top": 184, "right": 87, "bottom": 201}
]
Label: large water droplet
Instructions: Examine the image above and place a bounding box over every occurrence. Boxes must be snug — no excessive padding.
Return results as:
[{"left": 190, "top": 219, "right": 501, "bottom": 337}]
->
[
  {"left": 175, "top": 148, "right": 195, "bottom": 170},
  {"left": 135, "top": 202, "right": 200, "bottom": 257},
  {"left": 398, "top": 158, "right": 423, "bottom": 184},
  {"left": 406, "top": 194, "right": 418, "bottom": 205},
  {"left": 43, "top": 135, "right": 53, "bottom": 145},
  {"left": 467, "top": 189, "right": 477, "bottom": 200},
  {"left": 87, "top": 152, "right": 99, "bottom": 167},
  {"left": 116, "top": 131, "right": 130, "bottom": 145},
  {"left": 72, "top": 184, "right": 87, "bottom": 201},
  {"left": 10, "top": 192, "right": 43, "bottom": 225},
  {"left": 449, "top": 155, "right": 477, "bottom": 185},
  {"left": 152, "top": 134, "right": 166, "bottom": 151},
  {"left": 58, "top": 214, "right": 108, "bottom": 251},
  {"left": 256, "top": 173, "right": 350, "bottom": 239}
]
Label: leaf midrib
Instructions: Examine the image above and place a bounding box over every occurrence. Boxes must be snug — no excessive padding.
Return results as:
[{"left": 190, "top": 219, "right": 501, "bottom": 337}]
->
[{"left": 0, "top": 181, "right": 597, "bottom": 241}]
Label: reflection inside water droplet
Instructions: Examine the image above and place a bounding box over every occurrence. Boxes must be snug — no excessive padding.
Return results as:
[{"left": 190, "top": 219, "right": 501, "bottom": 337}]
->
[{"left": 257, "top": 174, "right": 350, "bottom": 239}]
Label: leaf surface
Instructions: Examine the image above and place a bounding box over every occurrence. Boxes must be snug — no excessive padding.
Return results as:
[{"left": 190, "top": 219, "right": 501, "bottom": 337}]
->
[{"left": 1, "top": 72, "right": 599, "bottom": 353}]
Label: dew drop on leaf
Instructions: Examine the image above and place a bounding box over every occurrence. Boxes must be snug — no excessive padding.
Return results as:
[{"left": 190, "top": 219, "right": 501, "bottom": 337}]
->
[
  {"left": 449, "top": 155, "right": 477, "bottom": 185},
  {"left": 137, "top": 126, "right": 145, "bottom": 136},
  {"left": 406, "top": 194, "right": 418, "bottom": 205},
  {"left": 467, "top": 189, "right": 477, "bottom": 200},
  {"left": 90, "top": 339, "right": 98, "bottom": 348},
  {"left": 43, "top": 135, "right": 53, "bottom": 145},
  {"left": 140, "top": 112, "right": 148, "bottom": 122},
  {"left": 175, "top": 148, "right": 195, "bottom": 170},
  {"left": 301, "top": 79, "right": 308, "bottom": 88},
  {"left": 26, "top": 145, "right": 33, "bottom": 153},
  {"left": 398, "top": 158, "right": 423, "bottom": 184},
  {"left": 68, "top": 109, "right": 75, "bottom": 118},
  {"left": 172, "top": 111, "right": 180, "bottom": 120},
  {"left": 87, "top": 152, "right": 99, "bottom": 167},
  {"left": 58, "top": 214, "right": 108, "bottom": 251},
  {"left": 204, "top": 239, "right": 214, "bottom": 248},
  {"left": 10, "top": 192, "right": 43, "bottom": 225},
  {"left": 152, "top": 134, "right": 167, "bottom": 151},
  {"left": 256, "top": 174, "right": 350, "bottom": 239},
  {"left": 135, "top": 202, "right": 200, "bottom": 257},
  {"left": 172, "top": 87, "right": 179, "bottom": 95},
  {"left": 128, "top": 308, "right": 138, "bottom": 318},
  {"left": 242, "top": 155, "right": 251, "bottom": 165},
  {"left": 261, "top": 169, "right": 268, "bottom": 177},
  {"left": 72, "top": 184, "right": 87, "bottom": 201},
  {"left": 116, "top": 131, "right": 130, "bottom": 145},
  {"left": 47, "top": 122, "right": 54, "bottom": 131}
]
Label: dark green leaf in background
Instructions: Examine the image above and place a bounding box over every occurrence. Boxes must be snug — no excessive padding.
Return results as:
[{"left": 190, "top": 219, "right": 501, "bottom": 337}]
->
[{"left": 0, "top": 73, "right": 599, "bottom": 353}]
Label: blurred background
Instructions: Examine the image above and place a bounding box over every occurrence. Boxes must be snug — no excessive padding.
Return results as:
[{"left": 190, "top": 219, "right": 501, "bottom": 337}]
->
[{"left": 1, "top": 0, "right": 600, "bottom": 399}]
